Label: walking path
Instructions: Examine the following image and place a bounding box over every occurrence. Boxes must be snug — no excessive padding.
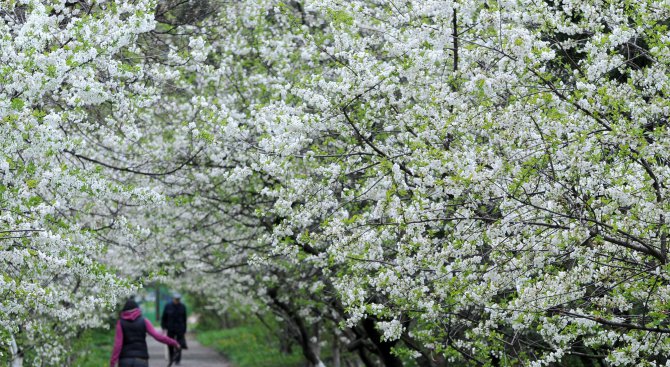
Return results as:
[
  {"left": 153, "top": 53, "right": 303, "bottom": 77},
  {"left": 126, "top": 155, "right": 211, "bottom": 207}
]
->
[{"left": 147, "top": 331, "right": 232, "bottom": 367}]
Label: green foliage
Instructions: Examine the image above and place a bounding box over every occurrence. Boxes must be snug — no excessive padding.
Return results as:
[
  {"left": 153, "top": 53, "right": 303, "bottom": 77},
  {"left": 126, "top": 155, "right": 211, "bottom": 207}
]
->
[
  {"left": 326, "top": 8, "right": 354, "bottom": 27},
  {"left": 10, "top": 98, "right": 24, "bottom": 110},
  {"left": 70, "top": 327, "right": 115, "bottom": 367}
]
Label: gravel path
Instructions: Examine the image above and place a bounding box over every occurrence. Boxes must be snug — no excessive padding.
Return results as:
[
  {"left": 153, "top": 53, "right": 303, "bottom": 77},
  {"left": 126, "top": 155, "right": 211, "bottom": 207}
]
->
[{"left": 146, "top": 331, "right": 232, "bottom": 367}]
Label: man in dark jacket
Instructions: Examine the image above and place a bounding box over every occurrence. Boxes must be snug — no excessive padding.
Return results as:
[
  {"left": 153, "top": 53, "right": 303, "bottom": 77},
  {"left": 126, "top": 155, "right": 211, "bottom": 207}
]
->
[{"left": 161, "top": 293, "right": 187, "bottom": 365}]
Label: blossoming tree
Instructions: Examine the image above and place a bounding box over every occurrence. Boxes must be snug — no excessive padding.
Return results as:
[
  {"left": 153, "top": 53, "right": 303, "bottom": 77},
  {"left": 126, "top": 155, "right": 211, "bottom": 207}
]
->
[{"left": 0, "top": 0, "right": 160, "bottom": 364}]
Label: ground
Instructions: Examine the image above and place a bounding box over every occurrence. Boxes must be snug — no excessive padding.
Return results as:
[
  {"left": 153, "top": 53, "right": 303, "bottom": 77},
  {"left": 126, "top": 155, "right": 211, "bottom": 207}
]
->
[{"left": 147, "top": 331, "right": 232, "bottom": 367}]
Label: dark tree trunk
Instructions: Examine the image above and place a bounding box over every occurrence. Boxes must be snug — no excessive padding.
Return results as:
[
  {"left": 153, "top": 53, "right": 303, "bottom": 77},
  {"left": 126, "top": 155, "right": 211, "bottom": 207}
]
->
[{"left": 361, "top": 318, "right": 404, "bottom": 367}]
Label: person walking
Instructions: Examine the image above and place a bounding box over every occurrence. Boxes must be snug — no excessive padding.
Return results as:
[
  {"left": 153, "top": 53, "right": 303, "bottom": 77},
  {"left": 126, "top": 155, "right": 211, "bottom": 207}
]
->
[
  {"left": 161, "top": 293, "right": 187, "bottom": 365},
  {"left": 110, "top": 299, "right": 181, "bottom": 367}
]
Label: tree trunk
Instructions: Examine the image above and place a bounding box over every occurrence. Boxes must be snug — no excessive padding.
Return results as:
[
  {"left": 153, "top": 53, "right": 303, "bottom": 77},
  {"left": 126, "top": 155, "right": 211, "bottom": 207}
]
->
[
  {"left": 155, "top": 286, "right": 160, "bottom": 323},
  {"left": 10, "top": 334, "right": 22, "bottom": 367},
  {"left": 267, "top": 289, "right": 325, "bottom": 367},
  {"left": 222, "top": 312, "right": 230, "bottom": 329},
  {"left": 311, "top": 323, "right": 321, "bottom": 363},
  {"left": 361, "top": 318, "right": 404, "bottom": 367},
  {"left": 332, "top": 335, "right": 341, "bottom": 367}
]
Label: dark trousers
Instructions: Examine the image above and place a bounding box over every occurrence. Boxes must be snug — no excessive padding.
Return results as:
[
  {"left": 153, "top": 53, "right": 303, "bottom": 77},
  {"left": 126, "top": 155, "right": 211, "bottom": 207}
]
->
[
  {"left": 119, "top": 357, "right": 148, "bottom": 367},
  {"left": 168, "top": 331, "right": 185, "bottom": 363}
]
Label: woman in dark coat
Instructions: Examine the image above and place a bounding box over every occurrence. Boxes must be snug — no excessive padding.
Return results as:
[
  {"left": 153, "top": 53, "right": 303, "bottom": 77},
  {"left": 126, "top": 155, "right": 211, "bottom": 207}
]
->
[{"left": 110, "top": 299, "right": 180, "bottom": 367}]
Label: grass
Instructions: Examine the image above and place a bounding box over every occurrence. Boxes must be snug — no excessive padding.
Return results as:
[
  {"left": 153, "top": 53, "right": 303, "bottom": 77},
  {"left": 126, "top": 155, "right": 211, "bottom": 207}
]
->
[
  {"left": 71, "top": 327, "right": 115, "bottom": 367},
  {"left": 197, "top": 324, "right": 305, "bottom": 367}
]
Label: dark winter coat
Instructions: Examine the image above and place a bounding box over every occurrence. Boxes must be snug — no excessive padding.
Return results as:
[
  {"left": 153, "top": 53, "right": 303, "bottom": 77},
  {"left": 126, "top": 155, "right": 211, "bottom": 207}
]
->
[{"left": 161, "top": 302, "right": 187, "bottom": 334}]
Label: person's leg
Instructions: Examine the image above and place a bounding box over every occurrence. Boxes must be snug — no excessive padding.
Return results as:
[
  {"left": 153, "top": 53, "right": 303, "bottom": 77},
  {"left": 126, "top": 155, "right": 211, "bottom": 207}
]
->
[
  {"left": 167, "top": 331, "right": 176, "bottom": 362},
  {"left": 175, "top": 333, "right": 186, "bottom": 363},
  {"left": 168, "top": 345, "right": 175, "bottom": 363},
  {"left": 175, "top": 348, "right": 182, "bottom": 365}
]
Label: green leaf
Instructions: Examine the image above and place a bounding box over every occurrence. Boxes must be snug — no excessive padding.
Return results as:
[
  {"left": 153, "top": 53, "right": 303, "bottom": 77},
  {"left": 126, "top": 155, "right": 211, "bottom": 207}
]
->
[{"left": 10, "top": 98, "right": 24, "bottom": 110}]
